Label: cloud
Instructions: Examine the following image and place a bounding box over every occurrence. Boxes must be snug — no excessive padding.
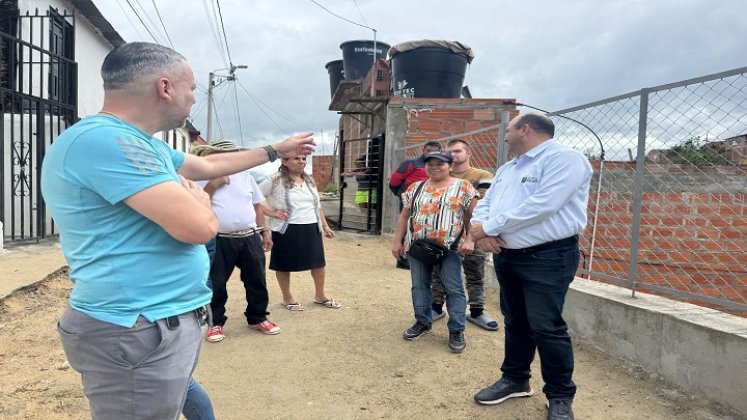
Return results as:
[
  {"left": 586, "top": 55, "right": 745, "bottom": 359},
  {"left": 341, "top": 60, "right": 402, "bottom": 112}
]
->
[{"left": 96, "top": 0, "right": 746, "bottom": 149}]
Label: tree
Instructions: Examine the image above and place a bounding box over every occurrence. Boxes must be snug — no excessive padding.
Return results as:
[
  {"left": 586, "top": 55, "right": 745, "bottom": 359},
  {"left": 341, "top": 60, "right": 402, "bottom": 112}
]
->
[{"left": 666, "top": 136, "right": 730, "bottom": 165}]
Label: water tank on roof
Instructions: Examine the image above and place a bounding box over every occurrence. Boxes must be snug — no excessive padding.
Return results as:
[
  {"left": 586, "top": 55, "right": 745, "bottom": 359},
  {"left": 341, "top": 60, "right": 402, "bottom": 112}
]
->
[
  {"left": 325, "top": 60, "right": 344, "bottom": 98},
  {"left": 340, "top": 40, "right": 390, "bottom": 81},
  {"left": 389, "top": 40, "right": 474, "bottom": 98}
]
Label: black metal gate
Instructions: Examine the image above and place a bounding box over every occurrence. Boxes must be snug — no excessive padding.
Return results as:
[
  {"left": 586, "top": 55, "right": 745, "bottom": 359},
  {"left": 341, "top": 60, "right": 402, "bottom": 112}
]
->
[
  {"left": 337, "top": 134, "right": 384, "bottom": 233},
  {"left": 1, "top": 8, "right": 77, "bottom": 244}
]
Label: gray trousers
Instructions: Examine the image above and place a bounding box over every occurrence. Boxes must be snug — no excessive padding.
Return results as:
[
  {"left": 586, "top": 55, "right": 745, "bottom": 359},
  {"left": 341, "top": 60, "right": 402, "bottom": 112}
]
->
[
  {"left": 57, "top": 307, "right": 205, "bottom": 420},
  {"left": 432, "top": 249, "right": 487, "bottom": 309}
]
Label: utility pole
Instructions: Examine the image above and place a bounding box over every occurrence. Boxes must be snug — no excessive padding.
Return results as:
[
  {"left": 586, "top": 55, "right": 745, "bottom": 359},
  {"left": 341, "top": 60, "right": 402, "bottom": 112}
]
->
[{"left": 206, "top": 64, "right": 248, "bottom": 142}]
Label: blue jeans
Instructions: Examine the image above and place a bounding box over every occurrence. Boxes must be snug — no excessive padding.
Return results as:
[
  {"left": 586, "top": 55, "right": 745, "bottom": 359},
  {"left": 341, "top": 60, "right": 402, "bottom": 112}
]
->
[
  {"left": 493, "top": 237, "right": 579, "bottom": 399},
  {"left": 183, "top": 377, "right": 216, "bottom": 420},
  {"left": 408, "top": 251, "right": 466, "bottom": 332}
]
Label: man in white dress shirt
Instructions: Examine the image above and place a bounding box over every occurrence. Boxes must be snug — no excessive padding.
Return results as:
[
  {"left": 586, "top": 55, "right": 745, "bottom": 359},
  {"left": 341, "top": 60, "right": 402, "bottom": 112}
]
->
[
  {"left": 194, "top": 141, "right": 280, "bottom": 343},
  {"left": 469, "top": 114, "right": 592, "bottom": 420}
]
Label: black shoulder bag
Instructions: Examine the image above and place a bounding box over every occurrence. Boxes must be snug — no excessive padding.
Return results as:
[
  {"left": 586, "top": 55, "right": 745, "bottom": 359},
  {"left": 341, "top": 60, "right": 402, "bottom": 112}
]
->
[{"left": 406, "top": 181, "right": 463, "bottom": 266}]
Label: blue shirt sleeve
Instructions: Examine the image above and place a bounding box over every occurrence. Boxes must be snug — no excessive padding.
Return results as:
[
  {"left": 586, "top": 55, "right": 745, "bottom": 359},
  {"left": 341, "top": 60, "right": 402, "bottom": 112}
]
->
[{"left": 65, "top": 131, "right": 179, "bottom": 205}]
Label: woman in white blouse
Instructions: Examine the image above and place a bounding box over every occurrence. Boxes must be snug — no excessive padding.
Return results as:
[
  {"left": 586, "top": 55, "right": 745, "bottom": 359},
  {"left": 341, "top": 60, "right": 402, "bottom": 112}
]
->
[{"left": 259, "top": 156, "right": 340, "bottom": 311}]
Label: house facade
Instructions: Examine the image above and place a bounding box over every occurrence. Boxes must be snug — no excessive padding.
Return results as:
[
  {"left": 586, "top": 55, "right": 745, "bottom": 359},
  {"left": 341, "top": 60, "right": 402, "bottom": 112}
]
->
[{"left": 1, "top": 0, "right": 124, "bottom": 245}]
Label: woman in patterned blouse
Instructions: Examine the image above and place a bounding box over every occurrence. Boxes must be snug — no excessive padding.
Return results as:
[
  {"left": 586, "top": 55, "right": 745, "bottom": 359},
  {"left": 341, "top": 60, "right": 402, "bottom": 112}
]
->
[{"left": 391, "top": 150, "right": 479, "bottom": 354}]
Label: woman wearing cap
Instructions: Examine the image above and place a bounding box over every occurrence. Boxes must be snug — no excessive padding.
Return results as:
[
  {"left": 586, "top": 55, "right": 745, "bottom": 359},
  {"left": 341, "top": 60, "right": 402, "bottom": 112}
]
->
[
  {"left": 259, "top": 156, "right": 340, "bottom": 311},
  {"left": 391, "top": 150, "right": 478, "bottom": 354}
]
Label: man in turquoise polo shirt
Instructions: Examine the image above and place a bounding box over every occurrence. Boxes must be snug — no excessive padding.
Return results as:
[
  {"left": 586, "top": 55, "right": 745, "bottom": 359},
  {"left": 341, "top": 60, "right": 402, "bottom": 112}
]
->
[{"left": 41, "top": 42, "right": 315, "bottom": 419}]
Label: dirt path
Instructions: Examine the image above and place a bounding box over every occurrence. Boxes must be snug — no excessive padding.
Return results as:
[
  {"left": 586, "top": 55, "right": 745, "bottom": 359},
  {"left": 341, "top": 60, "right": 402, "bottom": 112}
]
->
[{"left": 0, "top": 232, "right": 741, "bottom": 419}]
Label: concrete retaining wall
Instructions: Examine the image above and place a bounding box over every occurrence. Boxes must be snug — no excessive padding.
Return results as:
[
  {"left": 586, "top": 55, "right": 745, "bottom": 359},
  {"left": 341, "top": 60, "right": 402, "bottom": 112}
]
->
[{"left": 483, "top": 263, "right": 747, "bottom": 415}]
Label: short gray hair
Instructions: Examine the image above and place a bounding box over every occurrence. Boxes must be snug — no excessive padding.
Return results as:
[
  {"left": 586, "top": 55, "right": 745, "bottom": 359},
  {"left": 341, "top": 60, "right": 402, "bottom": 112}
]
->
[
  {"left": 101, "top": 42, "right": 186, "bottom": 90},
  {"left": 515, "top": 113, "right": 555, "bottom": 137}
]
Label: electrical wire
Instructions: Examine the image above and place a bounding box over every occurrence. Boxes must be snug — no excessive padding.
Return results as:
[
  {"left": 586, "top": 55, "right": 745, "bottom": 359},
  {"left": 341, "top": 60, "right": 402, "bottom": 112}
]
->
[
  {"left": 214, "top": 0, "right": 234, "bottom": 65},
  {"left": 124, "top": 0, "right": 163, "bottom": 43},
  {"left": 113, "top": 0, "right": 145, "bottom": 39},
  {"left": 201, "top": 0, "right": 229, "bottom": 67},
  {"left": 232, "top": 82, "right": 244, "bottom": 142},
  {"left": 352, "top": 0, "right": 369, "bottom": 27},
  {"left": 308, "top": 0, "right": 373, "bottom": 30},
  {"left": 150, "top": 0, "right": 174, "bottom": 48},
  {"left": 235, "top": 82, "right": 284, "bottom": 131},
  {"left": 236, "top": 81, "right": 305, "bottom": 130}
]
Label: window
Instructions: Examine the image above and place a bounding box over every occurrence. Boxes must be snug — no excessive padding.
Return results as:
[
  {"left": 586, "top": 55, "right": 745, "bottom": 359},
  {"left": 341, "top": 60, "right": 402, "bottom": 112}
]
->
[
  {"left": 48, "top": 8, "right": 75, "bottom": 105},
  {"left": 376, "top": 69, "right": 384, "bottom": 81}
]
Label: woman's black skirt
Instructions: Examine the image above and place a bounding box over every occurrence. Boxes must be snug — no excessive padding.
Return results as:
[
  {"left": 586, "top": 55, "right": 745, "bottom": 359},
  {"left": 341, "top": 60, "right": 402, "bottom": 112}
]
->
[{"left": 269, "top": 223, "right": 326, "bottom": 272}]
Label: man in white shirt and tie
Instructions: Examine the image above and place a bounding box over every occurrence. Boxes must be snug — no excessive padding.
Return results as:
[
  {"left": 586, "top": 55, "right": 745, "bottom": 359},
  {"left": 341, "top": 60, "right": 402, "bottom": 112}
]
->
[{"left": 469, "top": 113, "right": 592, "bottom": 420}]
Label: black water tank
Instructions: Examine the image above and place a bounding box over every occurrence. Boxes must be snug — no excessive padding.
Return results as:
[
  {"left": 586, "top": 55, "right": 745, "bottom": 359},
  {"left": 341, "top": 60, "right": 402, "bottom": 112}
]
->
[
  {"left": 325, "top": 60, "right": 344, "bottom": 98},
  {"left": 389, "top": 40, "right": 474, "bottom": 98},
  {"left": 340, "top": 40, "right": 390, "bottom": 81}
]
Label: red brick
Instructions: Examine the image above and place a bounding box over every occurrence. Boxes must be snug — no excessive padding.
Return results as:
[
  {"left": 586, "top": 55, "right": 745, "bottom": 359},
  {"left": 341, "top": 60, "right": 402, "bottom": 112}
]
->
[
  {"left": 697, "top": 205, "right": 717, "bottom": 215},
  {"left": 442, "top": 121, "right": 466, "bottom": 132},
  {"left": 474, "top": 109, "right": 496, "bottom": 121},
  {"left": 721, "top": 229, "right": 746, "bottom": 239},
  {"left": 428, "top": 109, "right": 451, "bottom": 119},
  {"left": 695, "top": 228, "right": 720, "bottom": 239},
  {"left": 669, "top": 251, "right": 691, "bottom": 263},
  {"left": 665, "top": 193, "right": 686, "bottom": 203},
  {"left": 709, "top": 218, "right": 733, "bottom": 228},
  {"left": 719, "top": 206, "right": 741, "bottom": 216},
  {"left": 691, "top": 193, "right": 711, "bottom": 204},
  {"left": 712, "top": 194, "right": 734, "bottom": 204},
  {"left": 448, "top": 110, "right": 474, "bottom": 119},
  {"left": 416, "top": 119, "right": 441, "bottom": 132}
]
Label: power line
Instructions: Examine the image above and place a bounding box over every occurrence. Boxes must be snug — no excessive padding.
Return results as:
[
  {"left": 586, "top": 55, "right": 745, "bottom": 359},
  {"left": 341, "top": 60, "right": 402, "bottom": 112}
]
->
[
  {"left": 114, "top": 0, "right": 145, "bottom": 39},
  {"left": 236, "top": 81, "right": 305, "bottom": 130},
  {"left": 124, "top": 0, "right": 162, "bottom": 43},
  {"left": 150, "top": 0, "right": 174, "bottom": 48},
  {"left": 236, "top": 82, "right": 284, "bottom": 131},
  {"left": 232, "top": 82, "right": 244, "bottom": 142},
  {"left": 308, "top": 0, "right": 373, "bottom": 30},
  {"left": 214, "top": 0, "right": 234, "bottom": 65},
  {"left": 352, "top": 0, "right": 369, "bottom": 27},
  {"left": 201, "top": 0, "right": 229, "bottom": 67}
]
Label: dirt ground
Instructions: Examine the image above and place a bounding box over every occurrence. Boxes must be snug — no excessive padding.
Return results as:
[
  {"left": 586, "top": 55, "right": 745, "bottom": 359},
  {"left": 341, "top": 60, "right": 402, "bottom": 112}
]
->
[{"left": 0, "top": 232, "right": 743, "bottom": 420}]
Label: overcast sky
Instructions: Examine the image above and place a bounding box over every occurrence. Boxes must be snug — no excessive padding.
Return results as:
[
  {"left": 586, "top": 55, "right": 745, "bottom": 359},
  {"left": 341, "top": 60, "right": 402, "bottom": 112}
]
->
[{"left": 95, "top": 0, "right": 745, "bottom": 156}]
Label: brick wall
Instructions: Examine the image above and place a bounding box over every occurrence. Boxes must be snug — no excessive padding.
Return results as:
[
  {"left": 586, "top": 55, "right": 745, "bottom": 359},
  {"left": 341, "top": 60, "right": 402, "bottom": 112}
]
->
[
  {"left": 390, "top": 97, "right": 519, "bottom": 171},
  {"left": 312, "top": 155, "right": 334, "bottom": 191},
  {"left": 582, "top": 162, "right": 747, "bottom": 314}
]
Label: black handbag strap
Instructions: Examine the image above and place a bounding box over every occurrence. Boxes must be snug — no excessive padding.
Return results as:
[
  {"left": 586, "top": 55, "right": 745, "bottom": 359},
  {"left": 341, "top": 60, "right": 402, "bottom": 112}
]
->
[{"left": 408, "top": 180, "right": 463, "bottom": 251}]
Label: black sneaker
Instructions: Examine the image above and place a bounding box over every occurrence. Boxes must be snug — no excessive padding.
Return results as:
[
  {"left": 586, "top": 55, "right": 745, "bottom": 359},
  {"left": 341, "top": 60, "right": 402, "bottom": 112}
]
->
[
  {"left": 547, "top": 398, "right": 574, "bottom": 420},
  {"left": 474, "top": 377, "right": 534, "bottom": 405},
  {"left": 396, "top": 259, "right": 410, "bottom": 270},
  {"left": 403, "top": 322, "right": 431, "bottom": 340},
  {"left": 447, "top": 331, "right": 466, "bottom": 353}
]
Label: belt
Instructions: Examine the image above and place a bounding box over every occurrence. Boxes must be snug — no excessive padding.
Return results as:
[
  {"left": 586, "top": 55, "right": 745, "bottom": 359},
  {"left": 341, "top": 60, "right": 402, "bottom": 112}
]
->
[
  {"left": 164, "top": 305, "right": 209, "bottom": 330},
  {"left": 218, "top": 227, "right": 264, "bottom": 238},
  {"left": 502, "top": 235, "right": 579, "bottom": 254}
]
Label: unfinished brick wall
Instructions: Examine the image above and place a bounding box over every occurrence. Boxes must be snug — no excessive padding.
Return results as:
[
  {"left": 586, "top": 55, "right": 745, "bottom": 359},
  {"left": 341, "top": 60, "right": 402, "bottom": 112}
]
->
[
  {"left": 581, "top": 161, "right": 747, "bottom": 314},
  {"left": 392, "top": 97, "right": 518, "bottom": 171}
]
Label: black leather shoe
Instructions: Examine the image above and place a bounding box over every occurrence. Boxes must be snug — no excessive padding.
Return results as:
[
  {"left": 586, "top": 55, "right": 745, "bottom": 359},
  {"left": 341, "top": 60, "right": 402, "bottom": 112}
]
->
[
  {"left": 547, "top": 398, "right": 574, "bottom": 420},
  {"left": 403, "top": 322, "right": 431, "bottom": 340},
  {"left": 448, "top": 331, "right": 466, "bottom": 353},
  {"left": 474, "top": 377, "right": 533, "bottom": 405},
  {"left": 396, "top": 258, "right": 410, "bottom": 270}
]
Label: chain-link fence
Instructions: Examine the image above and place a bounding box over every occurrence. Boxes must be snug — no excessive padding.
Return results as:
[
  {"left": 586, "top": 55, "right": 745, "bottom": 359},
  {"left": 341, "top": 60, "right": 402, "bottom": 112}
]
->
[
  {"left": 386, "top": 67, "right": 747, "bottom": 315},
  {"left": 548, "top": 66, "right": 747, "bottom": 315}
]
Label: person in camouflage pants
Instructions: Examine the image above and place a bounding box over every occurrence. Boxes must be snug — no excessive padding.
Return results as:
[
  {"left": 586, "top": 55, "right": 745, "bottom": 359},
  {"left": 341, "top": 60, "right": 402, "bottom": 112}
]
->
[{"left": 431, "top": 139, "right": 499, "bottom": 331}]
